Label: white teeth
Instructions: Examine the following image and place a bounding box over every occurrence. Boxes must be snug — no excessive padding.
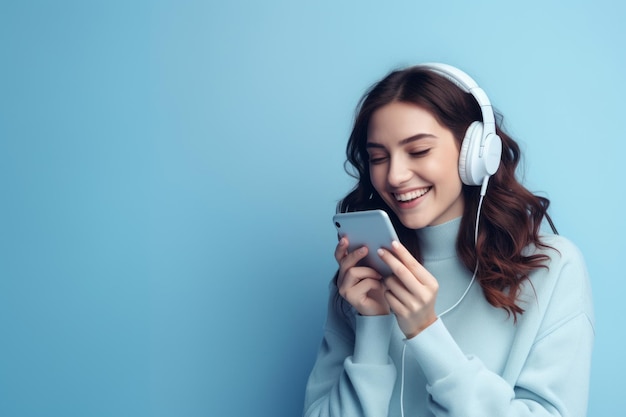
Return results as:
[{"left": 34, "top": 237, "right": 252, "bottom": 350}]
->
[{"left": 394, "top": 188, "right": 430, "bottom": 202}]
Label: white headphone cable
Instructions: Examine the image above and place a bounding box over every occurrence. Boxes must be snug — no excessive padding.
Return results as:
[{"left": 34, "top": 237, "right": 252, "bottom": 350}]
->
[{"left": 436, "top": 186, "right": 485, "bottom": 318}]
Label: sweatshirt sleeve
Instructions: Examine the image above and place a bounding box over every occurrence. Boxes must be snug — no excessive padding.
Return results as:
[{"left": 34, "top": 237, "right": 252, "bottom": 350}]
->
[
  {"left": 303, "top": 283, "right": 397, "bottom": 417},
  {"left": 406, "top": 238, "right": 594, "bottom": 417}
]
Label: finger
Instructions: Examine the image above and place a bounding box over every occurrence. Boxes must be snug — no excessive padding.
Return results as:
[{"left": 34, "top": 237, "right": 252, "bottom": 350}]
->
[
  {"left": 338, "top": 268, "right": 383, "bottom": 305},
  {"left": 390, "top": 241, "right": 426, "bottom": 275},
  {"left": 388, "top": 241, "right": 438, "bottom": 287},
  {"left": 337, "top": 246, "right": 381, "bottom": 290},
  {"left": 383, "top": 275, "right": 413, "bottom": 306},
  {"left": 334, "top": 237, "right": 349, "bottom": 263},
  {"left": 338, "top": 264, "right": 382, "bottom": 291},
  {"left": 384, "top": 288, "right": 408, "bottom": 316},
  {"left": 377, "top": 247, "right": 423, "bottom": 293},
  {"left": 351, "top": 277, "right": 385, "bottom": 300},
  {"left": 344, "top": 278, "right": 390, "bottom": 316},
  {"left": 384, "top": 274, "right": 432, "bottom": 312},
  {"left": 338, "top": 245, "right": 369, "bottom": 275}
]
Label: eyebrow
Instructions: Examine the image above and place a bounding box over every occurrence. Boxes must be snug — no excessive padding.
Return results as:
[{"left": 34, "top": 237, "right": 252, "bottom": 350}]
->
[{"left": 366, "top": 133, "right": 437, "bottom": 149}]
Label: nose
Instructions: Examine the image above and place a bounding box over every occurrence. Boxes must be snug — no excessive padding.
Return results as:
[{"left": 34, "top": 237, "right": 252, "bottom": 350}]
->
[{"left": 387, "top": 155, "right": 412, "bottom": 187}]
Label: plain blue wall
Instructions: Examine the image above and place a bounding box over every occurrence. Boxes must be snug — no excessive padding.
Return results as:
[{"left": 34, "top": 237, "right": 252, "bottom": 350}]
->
[{"left": 1, "top": 1, "right": 624, "bottom": 416}]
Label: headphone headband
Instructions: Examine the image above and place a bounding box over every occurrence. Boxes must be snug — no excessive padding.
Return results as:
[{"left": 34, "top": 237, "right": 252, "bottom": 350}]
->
[{"left": 415, "top": 63, "right": 496, "bottom": 132}]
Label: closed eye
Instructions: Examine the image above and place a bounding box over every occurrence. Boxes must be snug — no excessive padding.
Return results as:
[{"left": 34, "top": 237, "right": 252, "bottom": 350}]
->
[
  {"left": 410, "top": 149, "right": 430, "bottom": 158},
  {"left": 369, "top": 155, "right": 389, "bottom": 165}
]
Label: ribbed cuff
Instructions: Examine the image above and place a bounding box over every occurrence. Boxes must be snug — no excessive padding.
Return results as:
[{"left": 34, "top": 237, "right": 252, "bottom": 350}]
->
[
  {"left": 405, "top": 318, "right": 467, "bottom": 382},
  {"left": 353, "top": 314, "right": 394, "bottom": 364}
]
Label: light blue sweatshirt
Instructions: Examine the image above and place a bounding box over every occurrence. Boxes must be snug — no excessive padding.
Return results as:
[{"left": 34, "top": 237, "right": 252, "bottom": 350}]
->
[{"left": 303, "top": 217, "right": 594, "bottom": 417}]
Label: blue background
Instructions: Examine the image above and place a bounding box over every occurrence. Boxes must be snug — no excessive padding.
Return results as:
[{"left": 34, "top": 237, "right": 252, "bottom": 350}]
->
[{"left": 1, "top": 1, "right": 624, "bottom": 416}]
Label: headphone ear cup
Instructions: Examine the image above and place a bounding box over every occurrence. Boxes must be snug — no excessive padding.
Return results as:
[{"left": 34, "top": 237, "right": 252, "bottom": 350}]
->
[
  {"left": 458, "top": 121, "right": 484, "bottom": 186},
  {"left": 482, "top": 132, "right": 502, "bottom": 177}
]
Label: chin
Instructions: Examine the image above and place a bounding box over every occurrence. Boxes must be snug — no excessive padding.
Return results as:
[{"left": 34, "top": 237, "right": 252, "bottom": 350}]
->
[{"left": 395, "top": 213, "right": 431, "bottom": 230}]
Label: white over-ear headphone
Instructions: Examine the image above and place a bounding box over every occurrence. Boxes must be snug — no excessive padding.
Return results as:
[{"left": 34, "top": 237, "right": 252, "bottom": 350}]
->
[{"left": 415, "top": 63, "right": 502, "bottom": 192}]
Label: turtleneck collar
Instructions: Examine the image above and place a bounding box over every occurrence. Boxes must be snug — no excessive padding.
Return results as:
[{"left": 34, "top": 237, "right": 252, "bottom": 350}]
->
[{"left": 415, "top": 217, "right": 461, "bottom": 261}]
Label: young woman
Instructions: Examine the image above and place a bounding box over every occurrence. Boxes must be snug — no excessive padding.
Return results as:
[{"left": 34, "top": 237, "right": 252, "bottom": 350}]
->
[{"left": 303, "top": 63, "right": 594, "bottom": 417}]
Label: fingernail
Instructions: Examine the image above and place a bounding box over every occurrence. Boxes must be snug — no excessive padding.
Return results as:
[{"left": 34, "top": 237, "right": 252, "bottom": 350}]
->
[
  {"left": 359, "top": 247, "right": 367, "bottom": 254},
  {"left": 377, "top": 248, "right": 385, "bottom": 257},
  {"left": 391, "top": 240, "right": 400, "bottom": 249}
]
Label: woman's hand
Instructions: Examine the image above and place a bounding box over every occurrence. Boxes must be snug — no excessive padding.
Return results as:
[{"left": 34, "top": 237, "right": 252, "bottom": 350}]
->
[
  {"left": 378, "top": 240, "right": 439, "bottom": 339},
  {"left": 335, "top": 237, "right": 390, "bottom": 316}
]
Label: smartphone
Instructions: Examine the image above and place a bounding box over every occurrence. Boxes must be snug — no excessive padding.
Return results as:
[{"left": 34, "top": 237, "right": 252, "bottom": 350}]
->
[{"left": 332, "top": 209, "right": 399, "bottom": 276}]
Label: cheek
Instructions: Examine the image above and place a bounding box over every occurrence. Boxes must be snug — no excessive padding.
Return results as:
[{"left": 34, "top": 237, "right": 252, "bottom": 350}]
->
[
  {"left": 369, "top": 165, "right": 386, "bottom": 191},
  {"left": 432, "top": 150, "right": 461, "bottom": 182}
]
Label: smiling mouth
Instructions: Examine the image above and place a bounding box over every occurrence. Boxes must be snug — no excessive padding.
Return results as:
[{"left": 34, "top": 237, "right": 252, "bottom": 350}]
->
[{"left": 393, "top": 187, "right": 431, "bottom": 202}]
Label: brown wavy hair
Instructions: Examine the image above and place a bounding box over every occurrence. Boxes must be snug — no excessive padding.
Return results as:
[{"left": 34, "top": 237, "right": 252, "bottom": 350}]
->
[{"left": 335, "top": 66, "right": 556, "bottom": 320}]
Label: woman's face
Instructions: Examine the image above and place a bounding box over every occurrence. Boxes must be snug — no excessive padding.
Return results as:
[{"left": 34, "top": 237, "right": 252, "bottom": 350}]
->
[{"left": 367, "top": 101, "right": 464, "bottom": 229}]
